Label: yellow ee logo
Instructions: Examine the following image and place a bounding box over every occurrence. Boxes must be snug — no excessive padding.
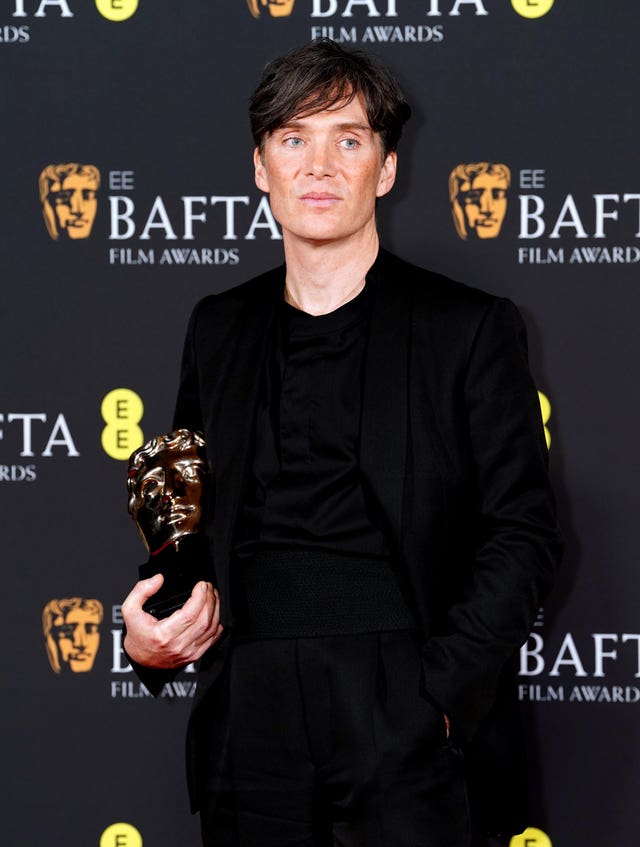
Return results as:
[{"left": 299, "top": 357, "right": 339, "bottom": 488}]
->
[
  {"left": 510, "top": 827, "right": 552, "bottom": 847},
  {"left": 511, "top": 0, "right": 554, "bottom": 19},
  {"left": 101, "top": 388, "right": 144, "bottom": 460},
  {"left": 100, "top": 822, "right": 143, "bottom": 847},
  {"left": 538, "top": 390, "right": 552, "bottom": 450},
  {"left": 95, "top": 0, "right": 139, "bottom": 22}
]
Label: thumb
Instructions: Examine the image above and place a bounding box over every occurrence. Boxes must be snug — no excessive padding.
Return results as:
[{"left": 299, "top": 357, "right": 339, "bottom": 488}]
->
[
  {"left": 123, "top": 573, "right": 164, "bottom": 616},
  {"left": 137, "top": 572, "right": 164, "bottom": 599}
]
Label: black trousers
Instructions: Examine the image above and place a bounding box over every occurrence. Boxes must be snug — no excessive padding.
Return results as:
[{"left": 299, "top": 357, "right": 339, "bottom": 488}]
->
[{"left": 200, "top": 631, "right": 471, "bottom": 847}]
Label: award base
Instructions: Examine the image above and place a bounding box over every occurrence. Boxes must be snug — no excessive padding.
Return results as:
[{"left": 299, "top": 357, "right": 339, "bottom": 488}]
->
[{"left": 138, "top": 534, "right": 214, "bottom": 619}]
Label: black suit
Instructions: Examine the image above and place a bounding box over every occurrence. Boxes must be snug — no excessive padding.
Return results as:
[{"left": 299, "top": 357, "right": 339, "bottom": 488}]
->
[{"left": 139, "top": 249, "right": 561, "bottom": 837}]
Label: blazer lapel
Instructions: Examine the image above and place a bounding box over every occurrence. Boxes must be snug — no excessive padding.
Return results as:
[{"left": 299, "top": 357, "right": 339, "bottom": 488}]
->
[
  {"left": 360, "top": 250, "right": 411, "bottom": 545},
  {"left": 212, "top": 271, "right": 282, "bottom": 614}
]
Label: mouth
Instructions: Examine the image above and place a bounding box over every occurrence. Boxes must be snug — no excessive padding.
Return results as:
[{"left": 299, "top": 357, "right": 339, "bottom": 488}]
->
[
  {"left": 163, "top": 506, "right": 196, "bottom": 525},
  {"left": 299, "top": 193, "right": 341, "bottom": 207}
]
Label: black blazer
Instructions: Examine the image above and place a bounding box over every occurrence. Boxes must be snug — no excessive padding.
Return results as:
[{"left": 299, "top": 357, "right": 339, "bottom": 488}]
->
[{"left": 139, "top": 249, "right": 561, "bottom": 835}]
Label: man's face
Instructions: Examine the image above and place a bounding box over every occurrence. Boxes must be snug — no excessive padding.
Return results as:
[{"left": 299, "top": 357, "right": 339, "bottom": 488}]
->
[
  {"left": 458, "top": 172, "right": 508, "bottom": 239},
  {"left": 49, "top": 173, "right": 98, "bottom": 239},
  {"left": 53, "top": 608, "right": 101, "bottom": 673},
  {"left": 254, "top": 94, "right": 397, "bottom": 248},
  {"left": 132, "top": 446, "right": 207, "bottom": 554}
]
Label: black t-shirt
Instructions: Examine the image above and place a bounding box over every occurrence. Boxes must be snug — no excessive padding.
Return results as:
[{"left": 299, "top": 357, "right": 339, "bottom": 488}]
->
[{"left": 235, "top": 282, "right": 391, "bottom": 561}]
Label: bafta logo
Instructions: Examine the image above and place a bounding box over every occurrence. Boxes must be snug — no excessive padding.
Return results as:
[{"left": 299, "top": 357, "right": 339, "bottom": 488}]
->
[
  {"left": 247, "top": 0, "right": 296, "bottom": 18},
  {"left": 43, "top": 598, "right": 104, "bottom": 673},
  {"left": 449, "top": 162, "right": 511, "bottom": 240},
  {"left": 39, "top": 163, "right": 101, "bottom": 241}
]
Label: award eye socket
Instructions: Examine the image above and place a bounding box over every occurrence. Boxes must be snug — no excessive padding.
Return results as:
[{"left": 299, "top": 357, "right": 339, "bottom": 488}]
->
[
  {"left": 140, "top": 477, "right": 162, "bottom": 499},
  {"left": 56, "top": 624, "right": 75, "bottom": 640},
  {"left": 463, "top": 190, "right": 483, "bottom": 206},
  {"left": 52, "top": 190, "right": 73, "bottom": 206},
  {"left": 181, "top": 467, "right": 201, "bottom": 483}
]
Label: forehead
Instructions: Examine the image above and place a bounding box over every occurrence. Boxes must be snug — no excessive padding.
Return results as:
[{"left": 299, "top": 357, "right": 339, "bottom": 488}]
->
[
  {"left": 57, "top": 173, "right": 97, "bottom": 190},
  {"left": 278, "top": 93, "right": 373, "bottom": 132},
  {"left": 462, "top": 173, "right": 508, "bottom": 191},
  {"left": 58, "top": 608, "right": 99, "bottom": 625},
  {"left": 141, "top": 446, "right": 204, "bottom": 474}
]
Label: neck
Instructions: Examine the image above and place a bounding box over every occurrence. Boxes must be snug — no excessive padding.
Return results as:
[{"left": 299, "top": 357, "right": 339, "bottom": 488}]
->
[{"left": 283, "top": 228, "right": 380, "bottom": 316}]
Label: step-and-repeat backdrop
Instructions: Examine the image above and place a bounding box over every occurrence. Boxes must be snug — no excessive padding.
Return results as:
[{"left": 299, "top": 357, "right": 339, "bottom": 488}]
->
[{"left": 3, "top": 2, "right": 638, "bottom": 846}]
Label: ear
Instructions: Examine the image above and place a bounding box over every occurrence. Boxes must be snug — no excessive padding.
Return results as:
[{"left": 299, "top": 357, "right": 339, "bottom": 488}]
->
[
  {"left": 376, "top": 151, "right": 397, "bottom": 199},
  {"left": 254, "top": 147, "right": 270, "bottom": 193}
]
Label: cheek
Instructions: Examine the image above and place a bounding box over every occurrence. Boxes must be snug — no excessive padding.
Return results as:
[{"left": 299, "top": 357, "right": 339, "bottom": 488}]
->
[{"left": 263, "top": 184, "right": 291, "bottom": 225}]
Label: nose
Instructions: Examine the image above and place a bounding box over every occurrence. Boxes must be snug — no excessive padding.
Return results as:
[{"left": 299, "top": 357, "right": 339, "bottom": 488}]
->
[
  {"left": 479, "top": 189, "right": 494, "bottom": 216},
  {"left": 69, "top": 189, "right": 83, "bottom": 216},
  {"left": 73, "top": 626, "right": 87, "bottom": 651},
  {"left": 168, "top": 467, "right": 189, "bottom": 498},
  {"left": 306, "top": 140, "right": 335, "bottom": 179}
]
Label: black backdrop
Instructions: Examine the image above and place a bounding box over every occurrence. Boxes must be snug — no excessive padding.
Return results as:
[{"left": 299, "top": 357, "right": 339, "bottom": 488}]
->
[{"left": 3, "top": 2, "right": 639, "bottom": 845}]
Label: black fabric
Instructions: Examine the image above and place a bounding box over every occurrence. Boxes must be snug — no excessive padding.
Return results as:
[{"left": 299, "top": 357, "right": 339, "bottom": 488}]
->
[
  {"left": 165, "top": 250, "right": 562, "bottom": 834},
  {"left": 235, "top": 281, "right": 391, "bottom": 562},
  {"left": 235, "top": 549, "right": 415, "bottom": 638},
  {"left": 200, "top": 631, "right": 471, "bottom": 847}
]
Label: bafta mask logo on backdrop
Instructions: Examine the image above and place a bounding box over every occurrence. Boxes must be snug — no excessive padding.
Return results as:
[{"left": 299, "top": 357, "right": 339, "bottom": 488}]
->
[
  {"left": 43, "top": 598, "right": 104, "bottom": 673},
  {"left": 449, "top": 162, "right": 511, "bottom": 241},
  {"left": 39, "top": 163, "right": 101, "bottom": 241},
  {"left": 247, "top": 0, "right": 296, "bottom": 18}
]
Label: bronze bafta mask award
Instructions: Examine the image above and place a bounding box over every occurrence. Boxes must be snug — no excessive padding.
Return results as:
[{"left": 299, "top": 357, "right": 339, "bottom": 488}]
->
[{"left": 127, "top": 430, "right": 213, "bottom": 619}]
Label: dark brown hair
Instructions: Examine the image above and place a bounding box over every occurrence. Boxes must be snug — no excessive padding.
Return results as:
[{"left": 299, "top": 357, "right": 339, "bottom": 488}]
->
[{"left": 249, "top": 39, "right": 411, "bottom": 157}]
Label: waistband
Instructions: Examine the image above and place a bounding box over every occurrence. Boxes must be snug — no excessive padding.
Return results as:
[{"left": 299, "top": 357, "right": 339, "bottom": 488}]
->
[{"left": 234, "top": 549, "right": 415, "bottom": 638}]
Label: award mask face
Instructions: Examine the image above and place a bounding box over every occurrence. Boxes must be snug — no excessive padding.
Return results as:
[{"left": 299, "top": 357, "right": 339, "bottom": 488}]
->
[
  {"left": 127, "top": 431, "right": 208, "bottom": 555},
  {"left": 39, "top": 163, "right": 101, "bottom": 241},
  {"left": 448, "top": 162, "right": 511, "bottom": 241},
  {"left": 42, "top": 598, "right": 104, "bottom": 674}
]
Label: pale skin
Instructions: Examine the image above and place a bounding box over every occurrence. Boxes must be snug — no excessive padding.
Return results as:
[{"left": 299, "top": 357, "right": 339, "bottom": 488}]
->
[
  {"left": 254, "top": 94, "right": 396, "bottom": 315},
  {"left": 121, "top": 94, "right": 450, "bottom": 735}
]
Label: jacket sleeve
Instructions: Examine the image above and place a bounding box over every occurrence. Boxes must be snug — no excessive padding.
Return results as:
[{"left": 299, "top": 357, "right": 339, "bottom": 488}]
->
[
  {"left": 421, "top": 297, "right": 562, "bottom": 743},
  {"left": 172, "top": 300, "right": 205, "bottom": 433},
  {"left": 123, "top": 302, "right": 208, "bottom": 697}
]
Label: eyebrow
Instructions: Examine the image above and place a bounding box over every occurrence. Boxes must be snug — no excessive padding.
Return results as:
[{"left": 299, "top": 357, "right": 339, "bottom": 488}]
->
[{"left": 278, "top": 121, "right": 374, "bottom": 134}]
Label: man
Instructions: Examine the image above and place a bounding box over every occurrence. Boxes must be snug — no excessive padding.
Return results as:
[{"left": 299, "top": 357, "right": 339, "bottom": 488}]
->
[
  {"left": 122, "top": 40, "right": 560, "bottom": 847},
  {"left": 43, "top": 597, "right": 103, "bottom": 674},
  {"left": 39, "top": 162, "right": 100, "bottom": 240},
  {"left": 449, "top": 162, "right": 511, "bottom": 240}
]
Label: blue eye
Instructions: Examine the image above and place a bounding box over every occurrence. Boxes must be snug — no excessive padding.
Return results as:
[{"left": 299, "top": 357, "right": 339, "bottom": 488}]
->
[
  {"left": 340, "top": 138, "right": 359, "bottom": 149},
  {"left": 284, "top": 137, "right": 304, "bottom": 148}
]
